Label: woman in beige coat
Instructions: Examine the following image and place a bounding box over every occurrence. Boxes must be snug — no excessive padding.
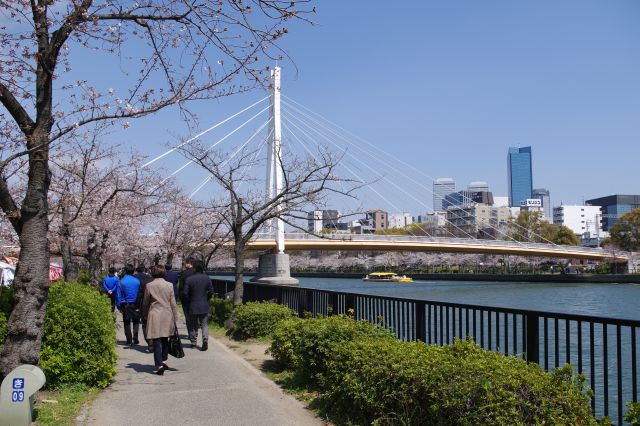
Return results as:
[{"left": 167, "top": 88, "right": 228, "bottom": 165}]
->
[{"left": 142, "top": 265, "right": 179, "bottom": 375}]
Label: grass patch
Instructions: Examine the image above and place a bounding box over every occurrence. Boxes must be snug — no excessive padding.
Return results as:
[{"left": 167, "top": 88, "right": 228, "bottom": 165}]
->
[
  {"left": 207, "top": 323, "right": 227, "bottom": 338},
  {"left": 35, "top": 384, "right": 98, "bottom": 426},
  {"left": 261, "top": 360, "right": 318, "bottom": 404}
]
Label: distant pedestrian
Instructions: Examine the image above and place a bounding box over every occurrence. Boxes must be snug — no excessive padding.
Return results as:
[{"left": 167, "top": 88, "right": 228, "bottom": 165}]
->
[
  {"left": 102, "top": 267, "right": 119, "bottom": 312},
  {"left": 142, "top": 265, "right": 179, "bottom": 375},
  {"left": 135, "top": 266, "right": 154, "bottom": 352},
  {"left": 178, "top": 258, "right": 196, "bottom": 342},
  {"left": 164, "top": 264, "right": 180, "bottom": 299},
  {"left": 117, "top": 264, "right": 142, "bottom": 347},
  {"left": 184, "top": 260, "right": 213, "bottom": 351}
]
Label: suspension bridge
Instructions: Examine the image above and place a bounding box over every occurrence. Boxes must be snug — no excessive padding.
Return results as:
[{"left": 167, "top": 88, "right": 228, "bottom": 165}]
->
[{"left": 140, "top": 67, "right": 626, "bottom": 283}]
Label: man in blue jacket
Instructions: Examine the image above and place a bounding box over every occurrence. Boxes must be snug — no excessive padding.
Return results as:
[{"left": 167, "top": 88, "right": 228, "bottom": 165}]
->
[
  {"left": 102, "top": 267, "right": 119, "bottom": 312},
  {"left": 117, "top": 264, "right": 141, "bottom": 346}
]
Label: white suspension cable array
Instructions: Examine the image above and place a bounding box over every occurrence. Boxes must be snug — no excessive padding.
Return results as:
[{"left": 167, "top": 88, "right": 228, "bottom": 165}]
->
[
  {"left": 282, "top": 113, "right": 478, "bottom": 240},
  {"left": 160, "top": 105, "right": 271, "bottom": 185},
  {"left": 136, "top": 96, "right": 269, "bottom": 173},
  {"left": 187, "top": 119, "right": 273, "bottom": 199},
  {"left": 282, "top": 96, "right": 552, "bottom": 245}
]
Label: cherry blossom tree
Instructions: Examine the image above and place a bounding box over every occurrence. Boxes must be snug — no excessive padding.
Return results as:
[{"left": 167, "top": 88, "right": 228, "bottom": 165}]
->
[
  {"left": 0, "top": 0, "right": 313, "bottom": 378},
  {"left": 49, "top": 135, "right": 171, "bottom": 284}
]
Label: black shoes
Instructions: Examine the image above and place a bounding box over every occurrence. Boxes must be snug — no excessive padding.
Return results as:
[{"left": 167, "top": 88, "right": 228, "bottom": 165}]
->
[
  {"left": 155, "top": 365, "right": 166, "bottom": 376},
  {"left": 201, "top": 341, "right": 208, "bottom": 351},
  {"left": 133, "top": 338, "right": 140, "bottom": 344}
]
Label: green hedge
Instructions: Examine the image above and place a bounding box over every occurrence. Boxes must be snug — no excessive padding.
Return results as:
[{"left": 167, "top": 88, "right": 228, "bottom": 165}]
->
[
  {"left": 209, "top": 296, "right": 234, "bottom": 327},
  {"left": 322, "top": 338, "right": 596, "bottom": 425},
  {"left": 232, "top": 301, "right": 294, "bottom": 338},
  {"left": 269, "top": 315, "right": 395, "bottom": 385},
  {"left": 40, "top": 282, "right": 117, "bottom": 388}
]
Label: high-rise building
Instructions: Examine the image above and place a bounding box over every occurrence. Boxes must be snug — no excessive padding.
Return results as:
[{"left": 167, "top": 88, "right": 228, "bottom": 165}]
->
[
  {"left": 586, "top": 194, "right": 640, "bottom": 231},
  {"left": 433, "top": 178, "right": 456, "bottom": 212},
  {"left": 507, "top": 146, "right": 533, "bottom": 207},
  {"left": 532, "top": 188, "right": 551, "bottom": 220},
  {"left": 468, "top": 181, "right": 490, "bottom": 192},
  {"left": 442, "top": 190, "right": 494, "bottom": 209},
  {"left": 553, "top": 205, "right": 603, "bottom": 237}
]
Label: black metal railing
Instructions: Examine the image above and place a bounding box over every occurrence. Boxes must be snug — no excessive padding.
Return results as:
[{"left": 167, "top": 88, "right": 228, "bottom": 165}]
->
[{"left": 212, "top": 279, "right": 640, "bottom": 424}]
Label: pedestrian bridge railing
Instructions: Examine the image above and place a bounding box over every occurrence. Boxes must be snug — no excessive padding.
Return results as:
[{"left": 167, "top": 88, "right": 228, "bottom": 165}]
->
[
  {"left": 250, "top": 232, "right": 623, "bottom": 260},
  {"left": 212, "top": 279, "right": 639, "bottom": 424}
]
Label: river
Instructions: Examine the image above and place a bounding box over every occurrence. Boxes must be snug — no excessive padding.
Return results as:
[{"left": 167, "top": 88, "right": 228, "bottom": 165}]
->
[{"left": 294, "top": 277, "right": 640, "bottom": 320}]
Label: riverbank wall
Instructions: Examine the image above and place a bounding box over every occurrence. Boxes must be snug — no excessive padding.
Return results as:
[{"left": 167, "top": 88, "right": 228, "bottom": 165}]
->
[{"left": 208, "top": 271, "right": 640, "bottom": 283}]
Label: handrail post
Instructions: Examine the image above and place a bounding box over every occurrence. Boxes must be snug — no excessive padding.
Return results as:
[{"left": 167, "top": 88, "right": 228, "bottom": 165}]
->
[
  {"left": 526, "top": 313, "right": 540, "bottom": 364},
  {"left": 416, "top": 301, "right": 427, "bottom": 342}
]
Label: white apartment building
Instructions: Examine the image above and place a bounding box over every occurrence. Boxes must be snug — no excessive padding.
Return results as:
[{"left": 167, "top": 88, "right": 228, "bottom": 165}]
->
[
  {"left": 433, "top": 178, "right": 456, "bottom": 212},
  {"left": 388, "top": 212, "right": 413, "bottom": 229},
  {"left": 553, "top": 205, "right": 603, "bottom": 237}
]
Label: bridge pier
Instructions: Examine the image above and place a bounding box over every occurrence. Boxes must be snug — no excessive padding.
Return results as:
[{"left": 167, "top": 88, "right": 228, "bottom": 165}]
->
[{"left": 251, "top": 253, "right": 299, "bottom": 286}]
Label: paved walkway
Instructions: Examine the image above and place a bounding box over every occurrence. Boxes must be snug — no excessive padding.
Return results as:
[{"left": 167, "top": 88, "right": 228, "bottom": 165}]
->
[{"left": 86, "top": 319, "right": 323, "bottom": 426}]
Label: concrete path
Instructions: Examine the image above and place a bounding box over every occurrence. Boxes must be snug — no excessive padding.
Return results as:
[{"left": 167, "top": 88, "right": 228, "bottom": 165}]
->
[{"left": 86, "top": 319, "right": 323, "bottom": 426}]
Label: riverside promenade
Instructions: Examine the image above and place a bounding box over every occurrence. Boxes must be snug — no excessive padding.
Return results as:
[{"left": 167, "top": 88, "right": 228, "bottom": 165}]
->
[{"left": 86, "top": 321, "right": 323, "bottom": 426}]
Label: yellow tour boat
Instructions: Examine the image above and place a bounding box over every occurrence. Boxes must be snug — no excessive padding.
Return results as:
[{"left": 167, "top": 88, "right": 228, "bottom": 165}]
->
[{"left": 362, "top": 272, "right": 413, "bottom": 283}]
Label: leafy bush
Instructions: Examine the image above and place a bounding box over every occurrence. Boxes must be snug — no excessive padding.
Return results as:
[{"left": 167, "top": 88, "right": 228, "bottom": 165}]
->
[
  {"left": 627, "top": 402, "right": 640, "bottom": 425},
  {"left": 0, "top": 311, "right": 7, "bottom": 347},
  {"left": 269, "top": 315, "right": 394, "bottom": 385},
  {"left": 40, "top": 282, "right": 117, "bottom": 388},
  {"left": 209, "top": 295, "right": 234, "bottom": 327},
  {"left": 232, "top": 301, "right": 294, "bottom": 338},
  {"left": 322, "top": 338, "right": 596, "bottom": 426}
]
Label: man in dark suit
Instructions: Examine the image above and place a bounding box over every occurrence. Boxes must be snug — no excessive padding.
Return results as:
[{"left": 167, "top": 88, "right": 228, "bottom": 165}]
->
[
  {"left": 184, "top": 260, "right": 213, "bottom": 351},
  {"left": 178, "top": 258, "right": 195, "bottom": 343},
  {"left": 134, "top": 265, "right": 154, "bottom": 352}
]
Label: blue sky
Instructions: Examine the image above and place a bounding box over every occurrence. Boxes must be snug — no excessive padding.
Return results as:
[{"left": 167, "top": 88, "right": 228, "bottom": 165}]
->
[{"left": 71, "top": 1, "right": 640, "bottom": 213}]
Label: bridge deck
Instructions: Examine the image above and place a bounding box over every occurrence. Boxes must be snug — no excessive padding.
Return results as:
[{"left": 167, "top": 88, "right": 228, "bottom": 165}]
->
[{"left": 246, "top": 237, "right": 624, "bottom": 261}]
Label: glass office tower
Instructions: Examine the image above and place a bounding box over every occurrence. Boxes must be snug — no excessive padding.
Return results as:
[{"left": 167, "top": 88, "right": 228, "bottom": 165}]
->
[{"left": 507, "top": 146, "right": 533, "bottom": 207}]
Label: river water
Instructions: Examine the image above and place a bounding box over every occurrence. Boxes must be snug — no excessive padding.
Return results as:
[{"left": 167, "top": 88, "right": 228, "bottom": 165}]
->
[{"left": 296, "top": 277, "right": 640, "bottom": 320}]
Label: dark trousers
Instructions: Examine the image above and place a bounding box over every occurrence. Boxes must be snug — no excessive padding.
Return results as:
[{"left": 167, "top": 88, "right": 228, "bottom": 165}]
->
[
  {"left": 182, "top": 303, "right": 194, "bottom": 342},
  {"left": 107, "top": 293, "right": 116, "bottom": 312},
  {"left": 153, "top": 337, "right": 169, "bottom": 367},
  {"left": 122, "top": 305, "right": 141, "bottom": 344},
  {"left": 189, "top": 313, "right": 209, "bottom": 343}
]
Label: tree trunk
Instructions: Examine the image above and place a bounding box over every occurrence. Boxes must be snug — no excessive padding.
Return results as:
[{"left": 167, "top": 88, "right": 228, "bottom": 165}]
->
[
  {"left": 233, "top": 243, "right": 245, "bottom": 305},
  {"left": 165, "top": 252, "right": 174, "bottom": 268},
  {"left": 0, "top": 138, "right": 51, "bottom": 380},
  {"left": 87, "top": 228, "right": 108, "bottom": 287},
  {"left": 59, "top": 208, "right": 78, "bottom": 282}
]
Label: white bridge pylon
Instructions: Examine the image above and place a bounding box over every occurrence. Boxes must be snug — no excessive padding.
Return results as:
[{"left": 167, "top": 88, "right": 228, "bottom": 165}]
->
[{"left": 266, "top": 67, "right": 285, "bottom": 253}]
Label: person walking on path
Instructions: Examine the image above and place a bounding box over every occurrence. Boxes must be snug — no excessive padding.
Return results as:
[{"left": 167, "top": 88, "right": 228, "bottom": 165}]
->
[
  {"left": 135, "top": 266, "right": 154, "bottom": 352},
  {"left": 164, "top": 264, "right": 180, "bottom": 299},
  {"left": 184, "top": 260, "right": 213, "bottom": 351},
  {"left": 117, "top": 264, "right": 142, "bottom": 347},
  {"left": 102, "top": 267, "right": 119, "bottom": 312},
  {"left": 178, "top": 258, "right": 195, "bottom": 342},
  {"left": 142, "top": 265, "right": 179, "bottom": 375}
]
